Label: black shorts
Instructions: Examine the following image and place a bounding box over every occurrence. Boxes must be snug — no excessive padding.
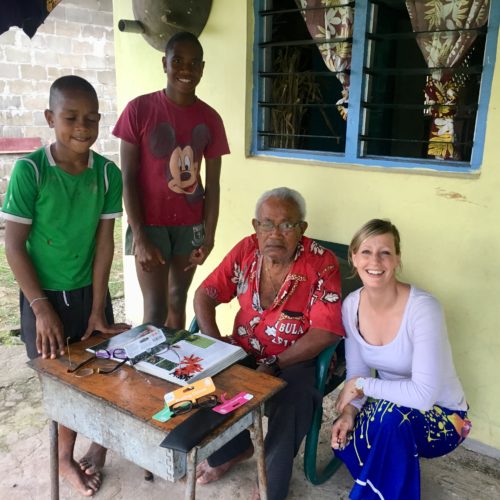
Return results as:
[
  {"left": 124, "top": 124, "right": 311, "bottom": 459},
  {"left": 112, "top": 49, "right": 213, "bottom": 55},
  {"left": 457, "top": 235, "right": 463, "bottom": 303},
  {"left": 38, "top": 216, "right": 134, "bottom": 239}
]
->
[
  {"left": 20, "top": 285, "right": 114, "bottom": 360},
  {"left": 124, "top": 224, "right": 205, "bottom": 259}
]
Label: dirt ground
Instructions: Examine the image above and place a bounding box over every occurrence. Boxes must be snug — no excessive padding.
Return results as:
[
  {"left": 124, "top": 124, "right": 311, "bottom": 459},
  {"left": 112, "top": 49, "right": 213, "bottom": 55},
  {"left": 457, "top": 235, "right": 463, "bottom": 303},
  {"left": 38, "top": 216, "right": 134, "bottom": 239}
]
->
[{"left": 1, "top": 342, "right": 500, "bottom": 500}]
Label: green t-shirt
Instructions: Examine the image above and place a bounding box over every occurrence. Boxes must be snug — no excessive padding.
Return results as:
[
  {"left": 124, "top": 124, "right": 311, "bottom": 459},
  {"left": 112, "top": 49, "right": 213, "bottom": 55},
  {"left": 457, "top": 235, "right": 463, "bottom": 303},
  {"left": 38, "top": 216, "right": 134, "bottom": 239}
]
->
[{"left": 1, "top": 145, "right": 123, "bottom": 290}]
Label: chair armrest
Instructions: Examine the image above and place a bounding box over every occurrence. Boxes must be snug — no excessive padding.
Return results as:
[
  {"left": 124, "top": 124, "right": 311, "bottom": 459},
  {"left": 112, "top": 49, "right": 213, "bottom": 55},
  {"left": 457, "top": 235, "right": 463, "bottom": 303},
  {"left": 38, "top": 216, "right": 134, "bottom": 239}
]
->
[
  {"left": 315, "top": 343, "right": 338, "bottom": 393},
  {"left": 304, "top": 340, "right": 345, "bottom": 485},
  {"left": 188, "top": 317, "right": 200, "bottom": 333},
  {"left": 315, "top": 339, "right": 345, "bottom": 394}
]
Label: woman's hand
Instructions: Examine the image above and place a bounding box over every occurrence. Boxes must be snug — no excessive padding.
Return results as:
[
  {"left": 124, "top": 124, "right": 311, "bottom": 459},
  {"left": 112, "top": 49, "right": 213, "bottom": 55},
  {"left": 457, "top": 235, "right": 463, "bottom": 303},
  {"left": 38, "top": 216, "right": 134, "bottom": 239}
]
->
[
  {"left": 335, "top": 377, "right": 363, "bottom": 414},
  {"left": 331, "top": 405, "right": 357, "bottom": 450}
]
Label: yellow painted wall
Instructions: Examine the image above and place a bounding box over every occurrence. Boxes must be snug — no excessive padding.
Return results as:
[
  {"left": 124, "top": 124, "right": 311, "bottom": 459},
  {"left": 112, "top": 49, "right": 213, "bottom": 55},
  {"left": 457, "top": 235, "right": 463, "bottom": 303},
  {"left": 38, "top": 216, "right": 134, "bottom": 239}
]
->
[{"left": 113, "top": 1, "right": 500, "bottom": 450}]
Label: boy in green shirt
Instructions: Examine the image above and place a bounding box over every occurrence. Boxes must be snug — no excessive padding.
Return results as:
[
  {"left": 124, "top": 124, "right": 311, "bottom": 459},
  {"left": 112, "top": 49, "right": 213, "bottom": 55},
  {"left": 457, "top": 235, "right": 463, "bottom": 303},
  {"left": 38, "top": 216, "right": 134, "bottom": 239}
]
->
[{"left": 2, "top": 75, "right": 128, "bottom": 496}]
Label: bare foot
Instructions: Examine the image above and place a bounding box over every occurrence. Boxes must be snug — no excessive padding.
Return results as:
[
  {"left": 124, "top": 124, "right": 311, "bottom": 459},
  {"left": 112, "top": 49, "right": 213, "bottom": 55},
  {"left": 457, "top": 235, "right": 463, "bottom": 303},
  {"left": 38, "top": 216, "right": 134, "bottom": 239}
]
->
[
  {"left": 251, "top": 484, "right": 261, "bottom": 500},
  {"left": 196, "top": 444, "right": 254, "bottom": 485},
  {"left": 196, "top": 459, "right": 210, "bottom": 479},
  {"left": 60, "top": 458, "right": 101, "bottom": 497},
  {"left": 79, "top": 442, "right": 107, "bottom": 475}
]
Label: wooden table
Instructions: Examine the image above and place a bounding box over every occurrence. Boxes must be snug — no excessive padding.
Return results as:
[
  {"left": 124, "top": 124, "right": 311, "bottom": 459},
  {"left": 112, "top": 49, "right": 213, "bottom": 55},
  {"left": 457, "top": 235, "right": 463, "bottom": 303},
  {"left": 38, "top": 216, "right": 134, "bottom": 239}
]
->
[{"left": 28, "top": 336, "right": 285, "bottom": 500}]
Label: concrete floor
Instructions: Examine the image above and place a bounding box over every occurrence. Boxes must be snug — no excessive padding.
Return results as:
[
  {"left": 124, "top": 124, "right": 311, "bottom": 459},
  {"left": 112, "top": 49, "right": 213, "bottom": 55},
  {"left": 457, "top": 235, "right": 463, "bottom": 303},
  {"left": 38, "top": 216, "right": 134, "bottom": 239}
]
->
[{"left": 1, "top": 343, "right": 499, "bottom": 500}]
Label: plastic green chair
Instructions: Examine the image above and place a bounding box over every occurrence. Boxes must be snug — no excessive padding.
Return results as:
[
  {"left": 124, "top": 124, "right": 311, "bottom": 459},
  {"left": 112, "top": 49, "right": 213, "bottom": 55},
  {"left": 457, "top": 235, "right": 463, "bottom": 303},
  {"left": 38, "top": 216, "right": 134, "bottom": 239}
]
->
[
  {"left": 303, "top": 240, "right": 362, "bottom": 485},
  {"left": 188, "top": 240, "right": 361, "bottom": 486}
]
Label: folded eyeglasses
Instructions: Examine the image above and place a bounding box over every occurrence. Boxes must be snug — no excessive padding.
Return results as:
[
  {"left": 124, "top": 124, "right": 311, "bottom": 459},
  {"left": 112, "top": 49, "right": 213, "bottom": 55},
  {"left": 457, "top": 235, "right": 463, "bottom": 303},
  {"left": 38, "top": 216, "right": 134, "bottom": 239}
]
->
[{"left": 67, "top": 345, "right": 129, "bottom": 376}]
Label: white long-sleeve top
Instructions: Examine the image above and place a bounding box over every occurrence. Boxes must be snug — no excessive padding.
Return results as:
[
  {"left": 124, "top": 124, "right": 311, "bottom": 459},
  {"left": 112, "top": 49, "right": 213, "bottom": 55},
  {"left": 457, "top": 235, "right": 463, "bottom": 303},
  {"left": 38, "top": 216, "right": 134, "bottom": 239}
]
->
[{"left": 342, "top": 286, "right": 467, "bottom": 412}]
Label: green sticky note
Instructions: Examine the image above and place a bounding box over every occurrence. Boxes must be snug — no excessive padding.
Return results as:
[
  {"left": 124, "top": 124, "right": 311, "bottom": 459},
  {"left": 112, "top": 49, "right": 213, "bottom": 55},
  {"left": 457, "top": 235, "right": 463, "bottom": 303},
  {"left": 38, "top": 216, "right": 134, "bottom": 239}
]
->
[
  {"left": 153, "top": 405, "right": 174, "bottom": 422},
  {"left": 188, "top": 336, "right": 215, "bottom": 348}
]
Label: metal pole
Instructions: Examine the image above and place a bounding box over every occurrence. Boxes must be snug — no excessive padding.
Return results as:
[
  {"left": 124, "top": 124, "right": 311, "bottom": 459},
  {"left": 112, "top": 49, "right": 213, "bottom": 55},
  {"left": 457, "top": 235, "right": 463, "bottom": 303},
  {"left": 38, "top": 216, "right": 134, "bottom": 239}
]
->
[
  {"left": 49, "top": 420, "right": 59, "bottom": 500},
  {"left": 185, "top": 447, "right": 198, "bottom": 500},
  {"left": 117, "top": 20, "right": 145, "bottom": 34},
  {"left": 253, "top": 405, "right": 268, "bottom": 500}
]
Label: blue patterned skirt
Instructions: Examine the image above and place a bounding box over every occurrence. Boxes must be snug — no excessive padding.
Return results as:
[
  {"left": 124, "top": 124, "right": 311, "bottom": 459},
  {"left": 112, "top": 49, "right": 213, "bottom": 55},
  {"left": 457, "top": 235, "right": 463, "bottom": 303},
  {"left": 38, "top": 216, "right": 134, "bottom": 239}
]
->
[{"left": 334, "top": 399, "right": 471, "bottom": 499}]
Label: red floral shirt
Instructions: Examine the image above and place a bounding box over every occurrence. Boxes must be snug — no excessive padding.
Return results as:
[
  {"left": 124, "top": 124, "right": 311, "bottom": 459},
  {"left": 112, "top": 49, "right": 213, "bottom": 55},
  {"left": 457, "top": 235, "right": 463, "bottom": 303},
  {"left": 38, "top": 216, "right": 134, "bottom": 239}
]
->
[{"left": 199, "top": 235, "right": 345, "bottom": 360}]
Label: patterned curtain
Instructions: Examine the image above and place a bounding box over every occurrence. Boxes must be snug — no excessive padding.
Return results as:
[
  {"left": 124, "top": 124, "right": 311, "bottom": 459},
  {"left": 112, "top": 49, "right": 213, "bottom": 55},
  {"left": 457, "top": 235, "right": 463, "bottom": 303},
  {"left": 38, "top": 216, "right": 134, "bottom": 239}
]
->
[
  {"left": 406, "top": 0, "right": 490, "bottom": 160},
  {"left": 296, "top": 0, "right": 354, "bottom": 120}
]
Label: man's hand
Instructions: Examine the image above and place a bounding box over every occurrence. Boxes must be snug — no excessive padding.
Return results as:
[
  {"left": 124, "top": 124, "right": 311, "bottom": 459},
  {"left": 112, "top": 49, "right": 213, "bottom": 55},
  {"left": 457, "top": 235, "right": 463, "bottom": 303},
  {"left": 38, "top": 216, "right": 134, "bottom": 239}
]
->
[
  {"left": 134, "top": 237, "right": 165, "bottom": 272},
  {"left": 331, "top": 406, "right": 357, "bottom": 451},
  {"left": 256, "top": 363, "right": 277, "bottom": 376},
  {"left": 33, "top": 300, "right": 65, "bottom": 359}
]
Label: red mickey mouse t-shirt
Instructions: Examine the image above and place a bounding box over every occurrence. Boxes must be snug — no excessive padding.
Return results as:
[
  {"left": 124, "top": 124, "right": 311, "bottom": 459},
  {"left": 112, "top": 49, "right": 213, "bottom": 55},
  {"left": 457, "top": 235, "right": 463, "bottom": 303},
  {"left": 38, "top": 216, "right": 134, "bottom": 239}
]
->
[{"left": 113, "top": 90, "right": 230, "bottom": 226}]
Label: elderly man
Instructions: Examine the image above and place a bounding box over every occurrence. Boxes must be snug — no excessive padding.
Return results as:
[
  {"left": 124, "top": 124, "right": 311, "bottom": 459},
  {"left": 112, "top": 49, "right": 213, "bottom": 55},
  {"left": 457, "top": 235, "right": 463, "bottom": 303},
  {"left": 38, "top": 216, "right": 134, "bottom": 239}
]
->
[{"left": 194, "top": 187, "right": 345, "bottom": 500}]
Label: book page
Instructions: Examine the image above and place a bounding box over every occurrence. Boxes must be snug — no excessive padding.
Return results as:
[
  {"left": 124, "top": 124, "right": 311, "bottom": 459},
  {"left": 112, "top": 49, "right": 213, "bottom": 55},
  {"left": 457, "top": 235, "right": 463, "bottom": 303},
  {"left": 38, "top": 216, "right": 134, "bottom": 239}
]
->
[
  {"left": 138, "top": 332, "right": 242, "bottom": 384},
  {"left": 87, "top": 324, "right": 163, "bottom": 361},
  {"left": 88, "top": 325, "right": 246, "bottom": 385}
]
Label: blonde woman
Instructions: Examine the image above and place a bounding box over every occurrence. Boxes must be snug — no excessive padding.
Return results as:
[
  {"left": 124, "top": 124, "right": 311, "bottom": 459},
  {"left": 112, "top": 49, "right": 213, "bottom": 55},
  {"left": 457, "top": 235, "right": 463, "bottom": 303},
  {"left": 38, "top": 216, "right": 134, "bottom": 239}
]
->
[{"left": 331, "top": 219, "right": 470, "bottom": 500}]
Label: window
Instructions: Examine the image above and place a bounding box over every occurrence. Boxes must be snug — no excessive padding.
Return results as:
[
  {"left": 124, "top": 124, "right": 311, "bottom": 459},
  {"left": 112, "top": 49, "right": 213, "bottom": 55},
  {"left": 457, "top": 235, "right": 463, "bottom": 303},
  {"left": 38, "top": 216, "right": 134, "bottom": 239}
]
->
[{"left": 252, "top": 0, "right": 499, "bottom": 172}]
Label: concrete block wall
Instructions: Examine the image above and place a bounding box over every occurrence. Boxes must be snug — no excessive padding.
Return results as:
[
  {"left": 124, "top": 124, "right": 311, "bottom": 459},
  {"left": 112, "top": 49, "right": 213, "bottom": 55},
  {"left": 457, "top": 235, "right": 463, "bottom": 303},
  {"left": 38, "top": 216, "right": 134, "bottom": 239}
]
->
[{"left": 0, "top": 0, "right": 117, "bottom": 219}]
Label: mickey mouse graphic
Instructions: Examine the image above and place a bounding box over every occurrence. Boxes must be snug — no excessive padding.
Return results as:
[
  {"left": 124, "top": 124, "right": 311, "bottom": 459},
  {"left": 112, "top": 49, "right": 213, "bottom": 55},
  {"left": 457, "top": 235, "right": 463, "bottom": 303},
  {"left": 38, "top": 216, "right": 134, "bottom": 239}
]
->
[
  {"left": 169, "top": 144, "right": 198, "bottom": 194},
  {"left": 148, "top": 122, "right": 210, "bottom": 202}
]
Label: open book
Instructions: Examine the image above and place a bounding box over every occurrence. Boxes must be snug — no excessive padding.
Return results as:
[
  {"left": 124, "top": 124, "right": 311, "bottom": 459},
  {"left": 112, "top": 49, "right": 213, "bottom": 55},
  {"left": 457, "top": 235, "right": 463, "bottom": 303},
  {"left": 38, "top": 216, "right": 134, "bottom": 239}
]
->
[{"left": 87, "top": 324, "right": 247, "bottom": 386}]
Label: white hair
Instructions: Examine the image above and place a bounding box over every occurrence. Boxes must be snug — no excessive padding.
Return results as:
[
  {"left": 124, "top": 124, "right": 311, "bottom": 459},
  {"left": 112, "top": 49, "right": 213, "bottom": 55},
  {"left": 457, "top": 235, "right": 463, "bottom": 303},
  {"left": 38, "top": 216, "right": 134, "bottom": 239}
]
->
[{"left": 255, "top": 187, "right": 306, "bottom": 220}]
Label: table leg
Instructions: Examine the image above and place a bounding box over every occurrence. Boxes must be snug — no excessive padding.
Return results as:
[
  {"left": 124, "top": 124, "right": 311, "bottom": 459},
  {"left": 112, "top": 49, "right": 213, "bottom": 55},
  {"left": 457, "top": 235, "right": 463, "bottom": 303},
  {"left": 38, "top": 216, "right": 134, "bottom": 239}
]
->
[
  {"left": 185, "top": 447, "right": 198, "bottom": 500},
  {"left": 252, "top": 405, "right": 268, "bottom": 500},
  {"left": 49, "top": 420, "right": 59, "bottom": 500}
]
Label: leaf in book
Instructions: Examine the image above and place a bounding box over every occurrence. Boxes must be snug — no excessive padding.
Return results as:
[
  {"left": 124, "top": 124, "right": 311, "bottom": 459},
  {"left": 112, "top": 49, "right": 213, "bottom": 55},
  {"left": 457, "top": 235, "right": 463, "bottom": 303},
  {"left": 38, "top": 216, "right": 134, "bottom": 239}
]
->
[
  {"left": 174, "top": 354, "right": 204, "bottom": 380},
  {"left": 160, "top": 327, "right": 195, "bottom": 345}
]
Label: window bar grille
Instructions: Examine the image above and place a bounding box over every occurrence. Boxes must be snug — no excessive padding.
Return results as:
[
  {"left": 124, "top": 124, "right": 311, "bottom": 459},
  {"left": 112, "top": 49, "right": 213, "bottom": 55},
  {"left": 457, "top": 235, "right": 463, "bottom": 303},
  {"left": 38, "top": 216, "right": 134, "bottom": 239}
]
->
[
  {"left": 359, "top": 0, "right": 487, "bottom": 163},
  {"left": 260, "top": 0, "right": 273, "bottom": 150},
  {"left": 259, "top": 2, "right": 355, "bottom": 17},
  {"left": 256, "top": 0, "right": 357, "bottom": 152}
]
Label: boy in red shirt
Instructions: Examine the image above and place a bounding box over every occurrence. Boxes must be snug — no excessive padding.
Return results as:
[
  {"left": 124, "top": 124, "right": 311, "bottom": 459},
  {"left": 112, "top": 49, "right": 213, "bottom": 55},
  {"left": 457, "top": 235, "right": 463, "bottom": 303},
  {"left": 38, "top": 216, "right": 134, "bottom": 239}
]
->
[{"left": 113, "top": 31, "right": 229, "bottom": 331}]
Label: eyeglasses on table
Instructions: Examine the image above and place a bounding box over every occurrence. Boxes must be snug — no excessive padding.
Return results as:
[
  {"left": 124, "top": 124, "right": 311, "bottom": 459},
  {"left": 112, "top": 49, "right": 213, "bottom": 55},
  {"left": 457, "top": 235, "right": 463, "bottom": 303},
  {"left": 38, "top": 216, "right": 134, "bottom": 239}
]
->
[
  {"left": 67, "top": 345, "right": 129, "bottom": 376},
  {"left": 170, "top": 395, "right": 219, "bottom": 417}
]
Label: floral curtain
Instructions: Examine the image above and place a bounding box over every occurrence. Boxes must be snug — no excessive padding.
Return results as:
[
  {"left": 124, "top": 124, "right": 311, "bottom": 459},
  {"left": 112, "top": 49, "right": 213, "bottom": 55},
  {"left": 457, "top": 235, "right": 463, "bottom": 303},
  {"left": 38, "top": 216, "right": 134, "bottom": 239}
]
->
[
  {"left": 406, "top": 0, "right": 490, "bottom": 160},
  {"left": 296, "top": 0, "right": 354, "bottom": 120}
]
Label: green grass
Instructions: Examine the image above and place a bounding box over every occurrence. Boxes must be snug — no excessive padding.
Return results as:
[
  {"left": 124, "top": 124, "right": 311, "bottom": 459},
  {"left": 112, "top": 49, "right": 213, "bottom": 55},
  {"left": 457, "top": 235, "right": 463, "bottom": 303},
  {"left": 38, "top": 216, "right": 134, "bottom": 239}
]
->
[
  {"left": 0, "top": 219, "right": 124, "bottom": 339},
  {"left": 109, "top": 218, "right": 125, "bottom": 300},
  {"left": 0, "top": 242, "right": 20, "bottom": 334}
]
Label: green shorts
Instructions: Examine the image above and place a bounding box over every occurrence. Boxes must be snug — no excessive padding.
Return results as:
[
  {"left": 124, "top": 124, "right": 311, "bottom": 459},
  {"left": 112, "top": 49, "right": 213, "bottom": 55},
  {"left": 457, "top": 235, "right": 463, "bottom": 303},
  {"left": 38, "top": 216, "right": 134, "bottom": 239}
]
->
[{"left": 125, "top": 224, "right": 205, "bottom": 259}]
